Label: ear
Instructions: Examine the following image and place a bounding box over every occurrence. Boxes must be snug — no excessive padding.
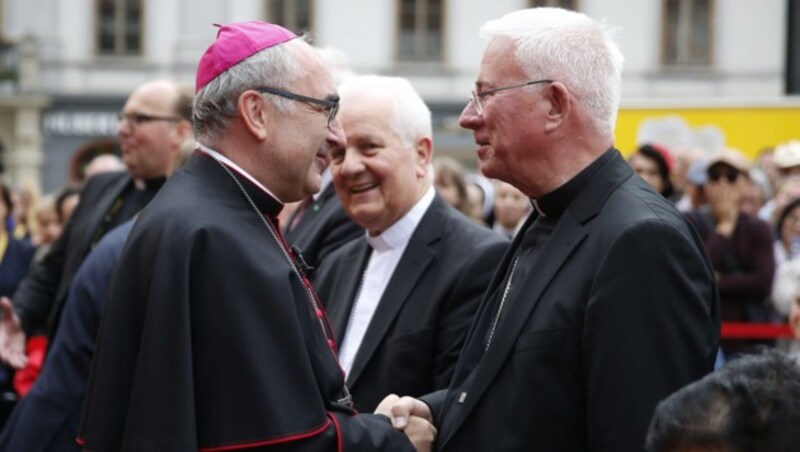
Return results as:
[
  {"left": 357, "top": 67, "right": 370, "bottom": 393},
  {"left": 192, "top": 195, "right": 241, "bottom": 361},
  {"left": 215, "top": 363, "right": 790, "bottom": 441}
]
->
[
  {"left": 172, "top": 119, "right": 192, "bottom": 145},
  {"left": 414, "top": 136, "right": 433, "bottom": 178},
  {"left": 237, "top": 90, "right": 270, "bottom": 140},
  {"left": 543, "top": 82, "right": 571, "bottom": 133}
]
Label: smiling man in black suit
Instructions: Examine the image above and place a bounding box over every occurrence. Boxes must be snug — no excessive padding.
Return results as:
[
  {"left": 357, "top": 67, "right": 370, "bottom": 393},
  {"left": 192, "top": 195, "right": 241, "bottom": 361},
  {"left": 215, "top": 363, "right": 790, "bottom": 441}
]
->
[{"left": 314, "top": 75, "right": 507, "bottom": 413}]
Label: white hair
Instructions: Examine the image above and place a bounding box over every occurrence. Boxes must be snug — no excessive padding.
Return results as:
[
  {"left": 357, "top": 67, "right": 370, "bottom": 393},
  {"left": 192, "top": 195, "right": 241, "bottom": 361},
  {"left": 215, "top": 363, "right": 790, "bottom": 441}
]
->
[
  {"left": 193, "top": 39, "right": 307, "bottom": 142},
  {"left": 480, "top": 7, "right": 624, "bottom": 134},
  {"left": 338, "top": 75, "right": 432, "bottom": 149}
]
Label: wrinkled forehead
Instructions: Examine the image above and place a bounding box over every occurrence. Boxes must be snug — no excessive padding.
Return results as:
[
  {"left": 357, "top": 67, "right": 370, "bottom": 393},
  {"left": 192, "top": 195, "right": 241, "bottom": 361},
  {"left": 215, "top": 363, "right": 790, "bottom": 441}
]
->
[{"left": 477, "top": 37, "right": 524, "bottom": 84}]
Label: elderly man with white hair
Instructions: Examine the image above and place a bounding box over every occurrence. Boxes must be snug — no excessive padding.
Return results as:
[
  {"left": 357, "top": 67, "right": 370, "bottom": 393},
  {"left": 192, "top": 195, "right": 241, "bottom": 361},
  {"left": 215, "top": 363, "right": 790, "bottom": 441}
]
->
[
  {"left": 382, "top": 8, "right": 718, "bottom": 451},
  {"left": 314, "top": 75, "right": 507, "bottom": 413}
]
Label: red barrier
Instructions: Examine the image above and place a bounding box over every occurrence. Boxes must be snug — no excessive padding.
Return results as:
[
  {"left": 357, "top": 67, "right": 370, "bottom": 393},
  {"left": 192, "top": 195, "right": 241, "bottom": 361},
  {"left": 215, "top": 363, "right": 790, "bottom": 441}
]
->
[{"left": 721, "top": 322, "right": 795, "bottom": 339}]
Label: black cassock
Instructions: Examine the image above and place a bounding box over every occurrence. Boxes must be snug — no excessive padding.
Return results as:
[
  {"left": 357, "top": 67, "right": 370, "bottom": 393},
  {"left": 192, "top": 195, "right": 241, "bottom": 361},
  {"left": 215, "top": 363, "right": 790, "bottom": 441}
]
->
[{"left": 78, "top": 150, "right": 412, "bottom": 451}]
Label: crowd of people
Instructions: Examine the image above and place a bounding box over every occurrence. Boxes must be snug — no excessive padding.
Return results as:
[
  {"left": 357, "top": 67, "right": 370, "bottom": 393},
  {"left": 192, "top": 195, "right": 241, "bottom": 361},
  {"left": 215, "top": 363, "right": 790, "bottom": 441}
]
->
[{"left": 0, "top": 6, "right": 795, "bottom": 451}]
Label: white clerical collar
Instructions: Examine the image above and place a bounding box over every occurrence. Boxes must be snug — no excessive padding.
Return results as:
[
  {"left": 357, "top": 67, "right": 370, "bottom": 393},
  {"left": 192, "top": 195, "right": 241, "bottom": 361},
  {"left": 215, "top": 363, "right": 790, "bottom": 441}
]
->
[
  {"left": 366, "top": 185, "right": 435, "bottom": 253},
  {"left": 196, "top": 143, "right": 284, "bottom": 205}
]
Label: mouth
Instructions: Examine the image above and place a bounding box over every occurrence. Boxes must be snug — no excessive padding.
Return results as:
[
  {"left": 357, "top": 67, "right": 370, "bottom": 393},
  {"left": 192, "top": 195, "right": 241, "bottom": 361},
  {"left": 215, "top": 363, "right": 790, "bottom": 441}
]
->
[{"left": 348, "top": 182, "right": 379, "bottom": 194}]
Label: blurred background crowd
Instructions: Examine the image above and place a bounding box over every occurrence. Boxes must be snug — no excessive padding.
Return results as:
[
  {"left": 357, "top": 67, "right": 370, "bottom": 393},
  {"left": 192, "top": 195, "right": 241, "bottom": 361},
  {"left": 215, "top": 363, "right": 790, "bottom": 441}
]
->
[{"left": 0, "top": 0, "right": 798, "bottom": 442}]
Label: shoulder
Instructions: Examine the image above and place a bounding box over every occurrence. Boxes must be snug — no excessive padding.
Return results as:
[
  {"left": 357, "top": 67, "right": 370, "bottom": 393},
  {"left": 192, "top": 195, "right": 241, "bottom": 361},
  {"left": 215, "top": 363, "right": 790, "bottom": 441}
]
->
[
  {"left": 82, "top": 171, "right": 129, "bottom": 194},
  {"left": 447, "top": 210, "right": 507, "bottom": 252},
  {"left": 738, "top": 212, "right": 773, "bottom": 235}
]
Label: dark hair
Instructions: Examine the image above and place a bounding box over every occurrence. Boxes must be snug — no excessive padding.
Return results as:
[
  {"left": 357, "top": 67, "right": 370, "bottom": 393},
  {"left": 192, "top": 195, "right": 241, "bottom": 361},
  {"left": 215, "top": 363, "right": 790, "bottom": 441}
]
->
[
  {"left": 434, "top": 157, "right": 469, "bottom": 215},
  {"left": 646, "top": 349, "right": 800, "bottom": 452},
  {"left": 0, "top": 181, "right": 12, "bottom": 227},
  {"left": 637, "top": 144, "right": 675, "bottom": 198},
  {"left": 55, "top": 185, "right": 81, "bottom": 223}
]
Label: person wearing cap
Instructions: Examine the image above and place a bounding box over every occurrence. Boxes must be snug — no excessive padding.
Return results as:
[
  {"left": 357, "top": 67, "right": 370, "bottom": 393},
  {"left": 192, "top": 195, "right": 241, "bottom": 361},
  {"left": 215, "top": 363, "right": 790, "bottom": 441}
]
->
[
  {"left": 685, "top": 148, "right": 775, "bottom": 358},
  {"left": 78, "top": 22, "right": 425, "bottom": 452},
  {"left": 773, "top": 140, "right": 800, "bottom": 177},
  {"left": 0, "top": 80, "right": 192, "bottom": 370},
  {"left": 758, "top": 141, "right": 800, "bottom": 224}
]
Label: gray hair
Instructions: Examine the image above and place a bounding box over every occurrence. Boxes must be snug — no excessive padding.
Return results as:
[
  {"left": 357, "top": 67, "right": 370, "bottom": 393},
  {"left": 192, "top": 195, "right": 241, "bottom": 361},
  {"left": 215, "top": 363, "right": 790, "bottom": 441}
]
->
[
  {"left": 193, "top": 39, "right": 306, "bottom": 142},
  {"left": 338, "top": 75, "right": 432, "bottom": 149},
  {"left": 480, "top": 7, "right": 624, "bottom": 134}
]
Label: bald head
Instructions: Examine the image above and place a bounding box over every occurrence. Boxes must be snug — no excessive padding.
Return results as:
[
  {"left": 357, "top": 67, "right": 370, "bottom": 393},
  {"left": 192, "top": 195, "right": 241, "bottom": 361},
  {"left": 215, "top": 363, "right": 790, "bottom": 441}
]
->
[{"left": 117, "top": 80, "right": 194, "bottom": 179}]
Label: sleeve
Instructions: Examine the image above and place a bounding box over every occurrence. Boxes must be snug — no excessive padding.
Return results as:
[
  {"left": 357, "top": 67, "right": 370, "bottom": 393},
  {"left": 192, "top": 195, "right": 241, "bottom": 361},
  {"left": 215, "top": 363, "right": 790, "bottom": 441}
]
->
[
  {"left": 12, "top": 175, "right": 111, "bottom": 335},
  {"left": 419, "top": 389, "right": 448, "bottom": 427},
  {"left": 12, "top": 220, "right": 70, "bottom": 335},
  {"left": 433, "top": 238, "right": 507, "bottom": 389},
  {"left": 583, "top": 219, "right": 718, "bottom": 452}
]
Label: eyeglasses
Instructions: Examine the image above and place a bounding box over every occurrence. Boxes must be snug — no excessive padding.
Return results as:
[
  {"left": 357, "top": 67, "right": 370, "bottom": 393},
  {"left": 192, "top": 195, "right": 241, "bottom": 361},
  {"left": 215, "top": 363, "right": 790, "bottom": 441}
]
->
[
  {"left": 708, "top": 168, "right": 741, "bottom": 183},
  {"left": 256, "top": 87, "right": 340, "bottom": 128},
  {"left": 118, "top": 112, "right": 184, "bottom": 127},
  {"left": 469, "top": 79, "right": 553, "bottom": 116}
]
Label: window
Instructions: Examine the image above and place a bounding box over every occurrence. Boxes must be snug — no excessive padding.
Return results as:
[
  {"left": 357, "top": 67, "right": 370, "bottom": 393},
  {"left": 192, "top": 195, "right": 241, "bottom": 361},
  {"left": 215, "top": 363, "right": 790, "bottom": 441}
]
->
[
  {"left": 265, "top": 0, "right": 313, "bottom": 32},
  {"left": 662, "top": 0, "right": 714, "bottom": 67},
  {"left": 528, "top": 0, "right": 578, "bottom": 10},
  {"left": 96, "top": 0, "right": 143, "bottom": 56},
  {"left": 398, "top": 0, "right": 444, "bottom": 63}
]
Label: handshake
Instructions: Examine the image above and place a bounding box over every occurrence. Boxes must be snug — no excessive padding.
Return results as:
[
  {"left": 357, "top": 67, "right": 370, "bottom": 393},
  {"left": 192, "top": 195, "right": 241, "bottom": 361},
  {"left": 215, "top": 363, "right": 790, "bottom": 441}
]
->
[{"left": 375, "top": 394, "right": 437, "bottom": 452}]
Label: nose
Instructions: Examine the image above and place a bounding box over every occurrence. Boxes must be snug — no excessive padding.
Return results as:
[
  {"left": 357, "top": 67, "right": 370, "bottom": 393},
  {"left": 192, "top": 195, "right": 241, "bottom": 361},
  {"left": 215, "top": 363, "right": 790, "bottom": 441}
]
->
[
  {"left": 337, "top": 147, "right": 365, "bottom": 179},
  {"left": 459, "top": 101, "right": 482, "bottom": 130},
  {"left": 117, "top": 117, "right": 132, "bottom": 137}
]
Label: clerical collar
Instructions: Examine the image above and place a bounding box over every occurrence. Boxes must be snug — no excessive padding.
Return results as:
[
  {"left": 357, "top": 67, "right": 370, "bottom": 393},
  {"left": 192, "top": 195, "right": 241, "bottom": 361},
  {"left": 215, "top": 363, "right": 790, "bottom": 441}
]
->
[
  {"left": 366, "top": 185, "right": 436, "bottom": 253},
  {"left": 133, "top": 176, "right": 167, "bottom": 191},
  {"left": 195, "top": 144, "right": 284, "bottom": 219},
  {"left": 533, "top": 148, "right": 615, "bottom": 218}
]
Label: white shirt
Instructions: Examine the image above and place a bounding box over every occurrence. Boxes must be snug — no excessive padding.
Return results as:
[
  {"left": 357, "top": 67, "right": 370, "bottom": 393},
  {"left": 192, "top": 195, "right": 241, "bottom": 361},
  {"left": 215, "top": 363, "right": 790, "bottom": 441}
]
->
[{"left": 338, "top": 186, "right": 436, "bottom": 375}]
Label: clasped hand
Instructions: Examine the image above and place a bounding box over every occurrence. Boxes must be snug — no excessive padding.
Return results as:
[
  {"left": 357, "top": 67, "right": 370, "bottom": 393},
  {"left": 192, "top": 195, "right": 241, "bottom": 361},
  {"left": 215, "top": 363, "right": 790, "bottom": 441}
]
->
[{"left": 375, "top": 394, "right": 436, "bottom": 452}]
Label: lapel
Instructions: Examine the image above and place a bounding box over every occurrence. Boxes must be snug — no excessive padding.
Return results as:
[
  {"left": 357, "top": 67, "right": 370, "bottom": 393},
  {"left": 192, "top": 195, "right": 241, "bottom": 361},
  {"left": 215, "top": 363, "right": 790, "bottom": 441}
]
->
[
  {"left": 326, "top": 241, "right": 372, "bottom": 344},
  {"left": 438, "top": 151, "right": 633, "bottom": 448},
  {"left": 286, "top": 183, "right": 335, "bottom": 238},
  {"left": 345, "top": 196, "right": 445, "bottom": 387}
]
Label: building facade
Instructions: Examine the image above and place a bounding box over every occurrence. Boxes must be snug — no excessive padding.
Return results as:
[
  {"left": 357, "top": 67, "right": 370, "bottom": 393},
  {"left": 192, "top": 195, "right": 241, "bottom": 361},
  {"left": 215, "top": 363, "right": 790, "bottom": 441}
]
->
[{"left": 0, "top": 0, "right": 796, "bottom": 191}]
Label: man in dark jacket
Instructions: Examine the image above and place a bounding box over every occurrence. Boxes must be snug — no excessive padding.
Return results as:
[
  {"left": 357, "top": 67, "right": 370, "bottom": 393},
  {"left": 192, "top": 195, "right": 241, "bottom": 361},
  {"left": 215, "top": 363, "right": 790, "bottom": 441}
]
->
[{"left": 0, "top": 79, "right": 192, "bottom": 368}]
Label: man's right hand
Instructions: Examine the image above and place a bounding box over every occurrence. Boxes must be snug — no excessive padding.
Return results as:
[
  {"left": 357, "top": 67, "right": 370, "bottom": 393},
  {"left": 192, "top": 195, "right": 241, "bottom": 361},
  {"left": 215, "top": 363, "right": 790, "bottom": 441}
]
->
[{"left": 0, "top": 297, "right": 28, "bottom": 369}]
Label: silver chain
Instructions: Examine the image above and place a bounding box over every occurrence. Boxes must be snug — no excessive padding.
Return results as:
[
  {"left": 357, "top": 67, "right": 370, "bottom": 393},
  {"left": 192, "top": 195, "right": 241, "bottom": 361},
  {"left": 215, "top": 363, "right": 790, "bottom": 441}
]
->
[{"left": 485, "top": 256, "right": 519, "bottom": 351}]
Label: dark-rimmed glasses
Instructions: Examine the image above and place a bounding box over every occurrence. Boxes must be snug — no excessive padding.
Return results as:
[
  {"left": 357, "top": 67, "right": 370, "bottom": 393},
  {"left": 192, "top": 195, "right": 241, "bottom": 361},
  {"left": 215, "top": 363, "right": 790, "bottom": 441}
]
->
[
  {"left": 118, "top": 112, "right": 184, "bottom": 127},
  {"left": 256, "top": 87, "right": 340, "bottom": 128},
  {"left": 469, "top": 79, "right": 553, "bottom": 116}
]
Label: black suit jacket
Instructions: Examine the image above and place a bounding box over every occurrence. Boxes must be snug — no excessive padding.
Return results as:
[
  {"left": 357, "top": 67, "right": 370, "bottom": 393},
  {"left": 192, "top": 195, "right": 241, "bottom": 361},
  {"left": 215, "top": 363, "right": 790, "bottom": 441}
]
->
[
  {"left": 13, "top": 171, "right": 133, "bottom": 337},
  {"left": 423, "top": 151, "right": 719, "bottom": 452},
  {"left": 314, "top": 194, "right": 508, "bottom": 412},
  {"left": 284, "top": 183, "right": 362, "bottom": 271}
]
